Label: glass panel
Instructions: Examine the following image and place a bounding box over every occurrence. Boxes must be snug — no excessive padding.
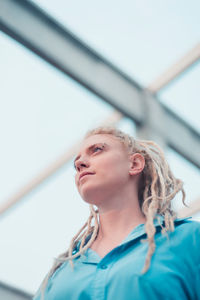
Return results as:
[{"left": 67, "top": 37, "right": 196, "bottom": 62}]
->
[{"left": 32, "top": 0, "right": 200, "bottom": 86}]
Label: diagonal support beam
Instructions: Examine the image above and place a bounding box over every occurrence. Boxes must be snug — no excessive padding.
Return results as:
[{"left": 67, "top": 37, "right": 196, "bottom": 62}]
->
[
  {"left": 0, "top": 0, "right": 200, "bottom": 217},
  {"left": 0, "top": 281, "right": 32, "bottom": 300},
  {"left": 0, "top": 143, "right": 80, "bottom": 216},
  {"left": 0, "top": 0, "right": 143, "bottom": 124},
  {"left": 0, "top": 0, "right": 199, "bottom": 168},
  {"left": 147, "top": 43, "right": 200, "bottom": 93},
  {"left": 0, "top": 112, "right": 122, "bottom": 216}
]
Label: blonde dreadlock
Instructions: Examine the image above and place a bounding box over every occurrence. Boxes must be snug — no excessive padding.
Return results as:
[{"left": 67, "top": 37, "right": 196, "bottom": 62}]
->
[{"left": 40, "top": 126, "right": 185, "bottom": 298}]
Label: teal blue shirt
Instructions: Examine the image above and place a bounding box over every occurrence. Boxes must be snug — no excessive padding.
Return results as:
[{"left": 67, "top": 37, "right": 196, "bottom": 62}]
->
[{"left": 34, "top": 218, "right": 200, "bottom": 300}]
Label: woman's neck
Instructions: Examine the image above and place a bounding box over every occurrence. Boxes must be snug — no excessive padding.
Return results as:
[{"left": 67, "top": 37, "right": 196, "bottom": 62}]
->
[{"left": 96, "top": 205, "right": 145, "bottom": 243}]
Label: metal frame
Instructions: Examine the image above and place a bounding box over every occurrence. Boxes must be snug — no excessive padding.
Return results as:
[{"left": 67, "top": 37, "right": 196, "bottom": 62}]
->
[
  {"left": 0, "top": 281, "right": 32, "bottom": 300},
  {"left": 0, "top": 0, "right": 143, "bottom": 123},
  {"left": 0, "top": 0, "right": 200, "bottom": 218},
  {"left": 0, "top": 0, "right": 200, "bottom": 161}
]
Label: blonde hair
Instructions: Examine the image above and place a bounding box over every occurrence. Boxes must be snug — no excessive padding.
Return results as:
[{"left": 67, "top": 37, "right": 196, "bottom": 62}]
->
[{"left": 40, "top": 126, "right": 185, "bottom": 298}]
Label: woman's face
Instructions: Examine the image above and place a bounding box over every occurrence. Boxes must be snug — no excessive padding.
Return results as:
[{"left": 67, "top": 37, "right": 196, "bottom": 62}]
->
[{"left": 74, "top": 134, "right": 132, "bottom": 206}]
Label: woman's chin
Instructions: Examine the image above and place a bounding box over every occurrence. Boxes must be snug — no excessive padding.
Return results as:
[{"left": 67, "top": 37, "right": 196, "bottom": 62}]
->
[{"left": 81, "top": 189, "right": 104, "bottom": 206}]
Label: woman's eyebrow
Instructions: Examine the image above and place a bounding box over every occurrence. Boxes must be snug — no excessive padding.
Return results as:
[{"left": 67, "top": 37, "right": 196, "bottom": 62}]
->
[{"left": 73, "top": 142, "right": 108, "bottom": 167}]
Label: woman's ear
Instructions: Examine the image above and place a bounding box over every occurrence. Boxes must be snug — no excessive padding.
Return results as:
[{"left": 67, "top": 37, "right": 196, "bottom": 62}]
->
[{"left": 129, "top": 153, "right": 145, "bottom": 176}]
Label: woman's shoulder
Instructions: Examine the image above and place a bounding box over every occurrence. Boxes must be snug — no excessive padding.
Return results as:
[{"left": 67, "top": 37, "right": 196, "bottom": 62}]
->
[
  {"left": 154, "top": 217, "right": 200, "bottom": 268},
  {"left": 173, "top": 218, "right": 200, "bottom": 258},
  {"left": 174, "top": 217, "right": 200, "bottom": 231},
  {"left": 173, "top": 217, "right": 200, "bottom": 239}
]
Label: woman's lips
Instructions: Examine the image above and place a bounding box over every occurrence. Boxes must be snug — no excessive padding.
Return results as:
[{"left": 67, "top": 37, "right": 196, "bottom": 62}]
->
[
  {"left": 79, "top": 172, "right": 95, "bottom": 183},
  {"left": 80, "top": 174, "right": 92, "bottom": 180}
]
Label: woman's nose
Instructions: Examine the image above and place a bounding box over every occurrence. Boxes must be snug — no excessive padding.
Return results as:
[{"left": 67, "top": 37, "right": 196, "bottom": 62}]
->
[{"left": 76, "top": 158, "right": 89, "bottom": 172}]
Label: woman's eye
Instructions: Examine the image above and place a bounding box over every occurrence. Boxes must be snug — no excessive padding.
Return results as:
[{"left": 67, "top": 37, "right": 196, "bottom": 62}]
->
[{"left": 93, "top": 146, "right": 103, "bottom": 153}]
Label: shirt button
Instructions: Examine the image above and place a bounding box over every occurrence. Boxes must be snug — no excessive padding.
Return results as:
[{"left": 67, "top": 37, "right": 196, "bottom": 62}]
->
[{"left": 101, "top": 265, "right": 108, "bottom": 269}]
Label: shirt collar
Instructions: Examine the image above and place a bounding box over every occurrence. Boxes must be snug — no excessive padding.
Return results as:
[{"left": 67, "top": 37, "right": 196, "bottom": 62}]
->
[
  {"left": 74, "top": 216, "right": 190, "bottom": 264},
  {"left": 121, "top": 215, "right": 191, "bottom": 244}
]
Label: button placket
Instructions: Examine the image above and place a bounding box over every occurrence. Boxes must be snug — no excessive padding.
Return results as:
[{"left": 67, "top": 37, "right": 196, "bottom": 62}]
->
[
  {"left": 101, "top": 264, "right": 108, "bottom": 269},
  {"left": 92, "top": 263, "right": 109, "bottom": 300}
]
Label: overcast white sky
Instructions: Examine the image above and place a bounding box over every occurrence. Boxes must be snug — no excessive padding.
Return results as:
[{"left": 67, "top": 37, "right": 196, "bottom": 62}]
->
[{"left": 0, "top": 0, "right": 200, "bottom": 294}]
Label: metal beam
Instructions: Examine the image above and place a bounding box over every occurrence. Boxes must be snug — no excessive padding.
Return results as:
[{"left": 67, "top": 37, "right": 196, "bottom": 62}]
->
[
  {"left": 138, "top": 91, "right": 200, "bottom": 168},
  {"left": 0, "top": 0, "right": 199, "bottom": 169},
  {"left": 0, "top": 0, "right": 200, "bottom": 159},
  {"left": 0, "top": 0, "right": 200, "bottom": 168},
  {"left": 0, "top": 281, "right": 32, "bottom": 300},
  {"left": 0, "top": 0, "right": 143, "bottom": 124}
]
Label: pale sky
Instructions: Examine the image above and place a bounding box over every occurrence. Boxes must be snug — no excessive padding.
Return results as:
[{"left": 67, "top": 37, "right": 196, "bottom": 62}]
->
[{"left": 0, "top": 0, "right": 200, "bottom": 294}]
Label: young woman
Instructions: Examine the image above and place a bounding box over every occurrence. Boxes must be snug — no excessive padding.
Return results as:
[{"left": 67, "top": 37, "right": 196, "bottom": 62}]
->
[{"left": 34, "top": 126, "right": 200, "bottom": 300}]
